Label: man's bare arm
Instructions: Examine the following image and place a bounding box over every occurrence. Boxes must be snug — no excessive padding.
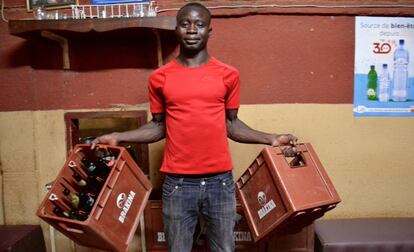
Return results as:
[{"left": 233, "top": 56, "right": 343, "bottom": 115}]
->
[
  {"left": 226, "top": 109, "right": 298, "bottom": 155},
  {"left": 91, "top": 113, "right": 166, "bottom": 148}
]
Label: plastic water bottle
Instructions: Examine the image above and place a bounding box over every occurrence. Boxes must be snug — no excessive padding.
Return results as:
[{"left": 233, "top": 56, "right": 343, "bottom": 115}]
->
[
  {"left": 378, "top": 64, "right": 390, "bottom": 102},
  {"left": 367, "top": 65, "right": 378, "bottom": 100},
  {"left": 392, "top": 39, "right": 409, "bottom": 101}
]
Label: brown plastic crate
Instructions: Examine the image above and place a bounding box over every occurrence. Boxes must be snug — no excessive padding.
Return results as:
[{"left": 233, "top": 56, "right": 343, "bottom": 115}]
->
[
  {"left": 236, "top": 143, "right": 340, "bottom": 242},
  {"left": 36, "top": 144, "right": 152, "bottom": 252},
  {"left": 144, "top": 200, "right": 264, "bottom": 252},
  {"left": 234, "top": 202, "right": 264, "bottom": 252}
]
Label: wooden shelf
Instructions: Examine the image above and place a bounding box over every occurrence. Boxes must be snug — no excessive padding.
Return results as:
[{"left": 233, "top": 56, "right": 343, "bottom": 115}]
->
[
  {"left": 8, "top": 16, "right": 176, "bottom": 39},
  {"left": 8, "top": 16, "right": 177, "bottom": 69}
]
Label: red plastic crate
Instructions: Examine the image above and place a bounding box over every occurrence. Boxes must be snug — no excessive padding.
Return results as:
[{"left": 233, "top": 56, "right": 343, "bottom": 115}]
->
[
  {"left": 36, "top": 144, "right": 152, "bottom": 252},
  {"left": 236, "top": 143, "right": 340, "bottom": 242}
]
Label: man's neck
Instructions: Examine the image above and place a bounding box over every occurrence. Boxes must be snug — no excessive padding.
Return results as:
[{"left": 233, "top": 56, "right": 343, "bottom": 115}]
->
[{"left": 176, "top": 50, "right": 210, "bottom": 68}]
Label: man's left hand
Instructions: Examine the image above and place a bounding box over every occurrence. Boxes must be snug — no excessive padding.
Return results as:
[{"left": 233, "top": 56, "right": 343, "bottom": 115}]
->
[{"left": 270, "top": 134, "right": 298, "bottom": 157}]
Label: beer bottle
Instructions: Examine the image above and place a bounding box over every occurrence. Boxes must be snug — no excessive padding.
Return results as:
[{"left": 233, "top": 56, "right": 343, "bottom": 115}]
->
[
  {"left": 53, "top": 206, "right": 66, "bottom": 218},
  {"left": 88, "top": 174, "right": 105, "bottom": 193},
  {"left": 95, "top": 158, "right": 111, "bottom": 178},
  {"left": 63, "top": 188, "right": 80, "bottom": 209},
  {"left": 81, "top": 156, "right": 109, "bottom": 180},
  {"left": 81, "top": 157, "right": 98, "bottom": 175},
  {"left": 78, "top": 191, "right": 96, "bottom": 212},
  {"left": 73, "top": 172, "right": 87, "bottom": 187},
  {"left": 74, "top": 171, "right": 102, "bottom": 194},
  {"left": 53, "top": 207, "right": 87, "bottom": 221},
  {"left": 69, "top": 210, "right": 88, "bottom": 221},
  {"left": 93, "top": 148, "right": 106, "bottom": 159},
  {"left": 126, "top": 145, "right": 139, "bottom": 164},
  {"left": 94, "top": 147, "right": 115, "bottom": 161},
  {"left": 79, "top": 136, "right": 95, "bottom": 144}
]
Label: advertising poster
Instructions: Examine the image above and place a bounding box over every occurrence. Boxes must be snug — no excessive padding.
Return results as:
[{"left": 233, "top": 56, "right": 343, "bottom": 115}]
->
[{"left": 354, "top": 16, "right": 414, "bottom": 117}]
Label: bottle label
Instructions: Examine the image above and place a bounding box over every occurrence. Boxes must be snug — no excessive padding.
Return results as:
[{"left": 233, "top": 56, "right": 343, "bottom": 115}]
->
[
  {"left": 396, "top": 58, "right": 408, "bottom": 65},
  {"left": 367, "top": 88, "right": 376, "bottom": 96}
]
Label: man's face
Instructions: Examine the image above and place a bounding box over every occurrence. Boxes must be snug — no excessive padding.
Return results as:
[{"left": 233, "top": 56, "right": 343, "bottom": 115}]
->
[{"left": 176, "top": 7, "right": 211, "bottom": 53}]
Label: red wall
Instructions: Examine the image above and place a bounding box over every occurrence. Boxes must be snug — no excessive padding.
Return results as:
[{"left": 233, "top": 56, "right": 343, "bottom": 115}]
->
[{"left": 0, "top": 1, "right": 411, "bottom": 111}]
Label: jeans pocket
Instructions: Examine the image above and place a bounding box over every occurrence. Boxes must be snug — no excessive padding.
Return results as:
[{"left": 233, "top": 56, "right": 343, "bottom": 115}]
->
[
  {"left": 162, "top": 180, "right": 180, "bottom": 198},
  {"left": 221, "top": 176, "right": 235, "bottom": 194}
]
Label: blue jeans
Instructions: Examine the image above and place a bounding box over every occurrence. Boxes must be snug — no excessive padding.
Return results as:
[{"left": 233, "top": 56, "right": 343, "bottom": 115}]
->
[{"left": 162, "top": 171, "right": 236, "bottom": 252}]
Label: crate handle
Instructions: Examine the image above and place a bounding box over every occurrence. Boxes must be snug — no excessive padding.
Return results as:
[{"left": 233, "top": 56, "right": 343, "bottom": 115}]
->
[
  {"left": 107, "top": 168, "right": 121, "bottom": 189},
  {"left": 58, "top": 222, "right": 84, "bottom": 234},
  {"left": 74, "top": 147, "right": 83, "bottom": 154},
  {"left": 285, "top": 152, "right": 307, "bottom": 169},
  {"left": 247, "top": 163, "right": 258, "bottom": 176},
  {"left": 66, "top": 227, "right": 84, "bottom": 234},
  {"left": 116, "top": 159, "right": 126, "bottom": 172},
  {"left": 236, "top": 180, "right": 243, "bottom": 188},
  {"left": 256, "top": 156, "right": 264, "bottom": 166},
  {"left": 326, "top": 204, "right": 337, "bottom": 210},
  {"left": 96, "top": 185, "right": 112, "bottom": 217},
  {"left": 240, "top": 171, "right": 250, "bottom": 184}
]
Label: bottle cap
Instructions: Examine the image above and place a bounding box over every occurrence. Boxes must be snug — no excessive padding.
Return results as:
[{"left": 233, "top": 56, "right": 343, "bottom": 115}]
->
[
  {"left": 399, "top": 39, "right": 404, "bottom": 46},
  {"left": 73, "top": 173, "right": 81, "bottom": 180},
  {"left": 370, "top": 65, "right": 375, "bottom": 69},
  {"left": 382, "top": 64, "right": 388, "bottom": 68},
  {"left": 63, "top": 188, "right": 70, "bottom": 195}
]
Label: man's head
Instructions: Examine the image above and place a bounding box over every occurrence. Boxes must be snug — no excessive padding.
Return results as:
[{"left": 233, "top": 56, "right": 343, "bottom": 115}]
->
[{"left": 175, "top": 3, "right": 212, "bottom": 54}]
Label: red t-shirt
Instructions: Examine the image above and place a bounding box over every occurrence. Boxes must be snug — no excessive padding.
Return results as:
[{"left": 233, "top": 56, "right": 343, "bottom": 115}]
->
[{"left": 149, "top": 57, "right": 240, "bottom": 174}]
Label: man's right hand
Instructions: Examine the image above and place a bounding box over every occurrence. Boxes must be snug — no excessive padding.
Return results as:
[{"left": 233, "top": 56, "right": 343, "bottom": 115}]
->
[{"left": 91, "top": 132, "right": 120, "bottom": 149}]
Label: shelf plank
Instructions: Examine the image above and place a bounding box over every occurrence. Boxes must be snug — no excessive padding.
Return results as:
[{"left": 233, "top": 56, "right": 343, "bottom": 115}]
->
[{"left": 9, "top": 16, "right": 176, "bottom": 39}]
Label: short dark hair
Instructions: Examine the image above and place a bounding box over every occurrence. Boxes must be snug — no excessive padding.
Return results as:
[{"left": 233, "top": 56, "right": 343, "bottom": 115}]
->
[{"left": 176, "top": 2, "right": 211, "bottom": 22}]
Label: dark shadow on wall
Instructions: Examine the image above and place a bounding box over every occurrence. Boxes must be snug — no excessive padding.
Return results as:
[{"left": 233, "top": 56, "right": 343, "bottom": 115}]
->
[{"left": 6, "top": 29, "right": 178, "bottom": 71}]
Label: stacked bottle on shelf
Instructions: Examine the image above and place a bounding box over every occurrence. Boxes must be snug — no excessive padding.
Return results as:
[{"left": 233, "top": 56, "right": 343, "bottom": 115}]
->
[{"left": 50, "top": 147, "right": 117, "bottom": 221}]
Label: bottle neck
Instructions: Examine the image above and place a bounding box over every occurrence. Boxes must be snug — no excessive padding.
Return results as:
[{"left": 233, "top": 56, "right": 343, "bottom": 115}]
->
[{"left": 68, "top": 192, "right": 79, "bottom": 201}]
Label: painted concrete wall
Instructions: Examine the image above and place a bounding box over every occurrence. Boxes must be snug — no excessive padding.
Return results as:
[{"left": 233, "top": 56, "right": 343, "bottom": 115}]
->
[
  {"left": 2, "top": 2, "right": 413, "bottom": 111},
  {"left": 1, "top": 104, "right": 414, "bottom": 251}
]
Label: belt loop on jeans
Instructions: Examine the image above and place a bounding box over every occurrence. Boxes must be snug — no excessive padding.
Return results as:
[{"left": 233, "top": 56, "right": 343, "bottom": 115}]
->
[{"left": 178, "top": 178, "right": 184, "bottom": 186}]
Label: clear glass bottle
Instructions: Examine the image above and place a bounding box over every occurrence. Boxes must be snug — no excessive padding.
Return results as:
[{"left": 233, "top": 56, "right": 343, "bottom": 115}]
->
[{"left": 33, "top": 5, "right": 45, "bottom": 20}]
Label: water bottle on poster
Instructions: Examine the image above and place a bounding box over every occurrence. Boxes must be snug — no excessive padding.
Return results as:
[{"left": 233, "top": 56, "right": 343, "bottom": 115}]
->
[{"left": 392, "top": 39, "right": 409, "bottom": 102}]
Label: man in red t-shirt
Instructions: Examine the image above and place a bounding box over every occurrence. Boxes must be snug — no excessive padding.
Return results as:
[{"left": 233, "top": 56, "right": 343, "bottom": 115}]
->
[{"left": 93, "top": 3, "right": 297, "bottom": 252}]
